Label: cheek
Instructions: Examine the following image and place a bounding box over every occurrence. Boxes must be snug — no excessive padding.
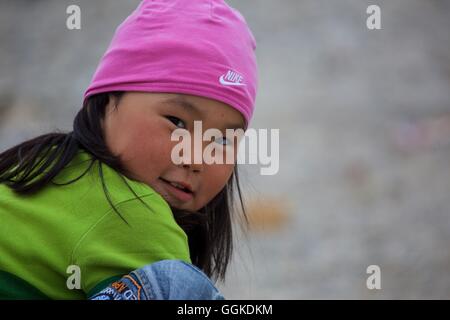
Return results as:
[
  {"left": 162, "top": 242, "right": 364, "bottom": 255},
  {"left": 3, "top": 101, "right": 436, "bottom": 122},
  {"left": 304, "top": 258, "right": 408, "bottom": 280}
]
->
[
  {"left": 196, "top": 165, "right": 235, "bottom": 209},
  {"left": 119, "top": 123, "right": 174, "bottom": 182}
]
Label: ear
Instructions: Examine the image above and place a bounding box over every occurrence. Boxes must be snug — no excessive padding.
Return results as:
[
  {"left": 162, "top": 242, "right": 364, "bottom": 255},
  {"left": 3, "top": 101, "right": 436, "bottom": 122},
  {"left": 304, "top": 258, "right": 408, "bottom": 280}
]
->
[{"left": 101, "top": 98, "right": 115, "bottom": 131}]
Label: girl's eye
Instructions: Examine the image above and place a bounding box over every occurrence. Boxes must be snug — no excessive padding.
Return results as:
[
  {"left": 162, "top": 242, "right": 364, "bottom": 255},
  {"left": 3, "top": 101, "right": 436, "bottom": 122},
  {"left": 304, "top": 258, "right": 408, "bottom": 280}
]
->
[
  {"left": 166, "top": 116, "right": 186, "bottom": 129},
  {"left": 214, "top": 136, "right": 233, "bottom": 146}
]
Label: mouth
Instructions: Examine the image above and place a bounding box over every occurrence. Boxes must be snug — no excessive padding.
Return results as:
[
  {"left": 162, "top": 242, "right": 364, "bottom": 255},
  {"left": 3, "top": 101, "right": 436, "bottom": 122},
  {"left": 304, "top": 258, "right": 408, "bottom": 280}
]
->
[{"left": 159, "top": 178, "right": 194, "bottom": 202}]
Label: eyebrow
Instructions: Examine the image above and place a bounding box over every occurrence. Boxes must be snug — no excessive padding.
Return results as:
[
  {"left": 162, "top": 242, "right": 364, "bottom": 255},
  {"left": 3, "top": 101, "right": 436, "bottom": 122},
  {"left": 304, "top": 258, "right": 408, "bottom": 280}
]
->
[
  {"left": 162, "top": 96, "right": 245, "bottom": 130},
  {"left": 163, "top": 96, "right": 202, "bottom": 117}
]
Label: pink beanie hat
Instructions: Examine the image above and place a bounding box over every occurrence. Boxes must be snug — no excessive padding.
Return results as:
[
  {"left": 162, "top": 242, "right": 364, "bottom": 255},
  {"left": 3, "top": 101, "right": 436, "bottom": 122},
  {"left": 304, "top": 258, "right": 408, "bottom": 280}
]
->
[{"left": 84, "top": 0, "right": 258, "bottom": 128}]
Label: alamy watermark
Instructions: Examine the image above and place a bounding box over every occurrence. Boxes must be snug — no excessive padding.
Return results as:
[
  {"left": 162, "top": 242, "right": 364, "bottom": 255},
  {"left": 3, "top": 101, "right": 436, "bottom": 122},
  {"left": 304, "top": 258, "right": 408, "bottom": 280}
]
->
[
  {"left": 66, "top": 264, "right": 81, "bottom": 290},
  {"left": 67, "top": 4, "right": 381, "bottom": 31},
  {"left": 366, "top": 5, "right": 381, "bottom": 30},
  {"left": 170, "top": 121, "right": 279, "bottom": 176},
  {"left": 366, "top": 265, "right": 381, "bottom": 290},
  {"left": 66, "top": 5, "right": 81, "bottom": 30}
]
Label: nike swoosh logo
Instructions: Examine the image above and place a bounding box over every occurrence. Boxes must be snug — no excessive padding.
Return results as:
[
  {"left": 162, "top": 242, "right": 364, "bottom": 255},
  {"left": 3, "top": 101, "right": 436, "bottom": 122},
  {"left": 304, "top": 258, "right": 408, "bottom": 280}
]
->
[{"left": 219, "top": 75, "right": 246, "bottom": 86}]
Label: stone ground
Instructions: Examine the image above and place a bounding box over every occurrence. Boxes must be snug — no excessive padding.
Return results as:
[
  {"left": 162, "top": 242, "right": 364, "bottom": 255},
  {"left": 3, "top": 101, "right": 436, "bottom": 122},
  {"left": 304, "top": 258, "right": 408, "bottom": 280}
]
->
[{"left": 1, "top": 0, "right": 450, "bottom": 299}]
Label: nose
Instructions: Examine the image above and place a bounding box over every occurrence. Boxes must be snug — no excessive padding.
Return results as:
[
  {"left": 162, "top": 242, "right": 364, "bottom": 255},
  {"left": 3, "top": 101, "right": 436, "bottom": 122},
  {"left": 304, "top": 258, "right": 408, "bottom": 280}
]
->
[
  {"left": 181, "top": 161, "right": 203, "bottom": 173},
  {"left": 173, "top": 131, "right": 210, "bottom": 173},
  {"left": 179, "top": 141, "right": 205, "bottom": 173}
]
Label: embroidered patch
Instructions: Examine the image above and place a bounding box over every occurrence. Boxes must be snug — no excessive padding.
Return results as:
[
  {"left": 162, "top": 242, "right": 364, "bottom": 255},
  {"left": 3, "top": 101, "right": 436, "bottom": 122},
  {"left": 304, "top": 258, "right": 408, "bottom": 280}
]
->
[{"left": 90, "top": 274, "right": 143, "bottom": 300}]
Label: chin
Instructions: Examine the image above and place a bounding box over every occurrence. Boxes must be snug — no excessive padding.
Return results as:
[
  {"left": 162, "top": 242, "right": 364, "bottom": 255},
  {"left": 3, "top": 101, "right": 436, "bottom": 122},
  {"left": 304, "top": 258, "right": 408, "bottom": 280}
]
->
[{"left": 172, "top": 203, "right": 198, "bottom": 212}]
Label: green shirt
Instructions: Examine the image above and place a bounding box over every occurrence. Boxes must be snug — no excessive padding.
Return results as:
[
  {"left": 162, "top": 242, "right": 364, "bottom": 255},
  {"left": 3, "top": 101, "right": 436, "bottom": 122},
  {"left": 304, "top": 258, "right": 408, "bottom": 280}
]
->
[{"left": 0, "top": 149, "right": 191, "bottom": 299}]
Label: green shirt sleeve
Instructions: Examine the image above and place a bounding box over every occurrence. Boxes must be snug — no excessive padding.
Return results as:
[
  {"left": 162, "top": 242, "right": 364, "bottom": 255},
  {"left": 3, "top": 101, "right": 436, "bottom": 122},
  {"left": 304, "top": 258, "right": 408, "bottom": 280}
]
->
[{"left": 71, "top": 193, "right": 191, "bottom": 295}]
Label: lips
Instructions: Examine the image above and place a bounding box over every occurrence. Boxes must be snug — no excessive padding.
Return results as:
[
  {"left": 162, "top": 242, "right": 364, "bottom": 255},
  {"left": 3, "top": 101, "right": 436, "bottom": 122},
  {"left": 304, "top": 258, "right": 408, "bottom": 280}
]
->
[
  {"left": 159, "top": 178, "right": 194, "bottom": 202},
  {"left": 160, "top": 178, "right": 193, "bottom": 193}
]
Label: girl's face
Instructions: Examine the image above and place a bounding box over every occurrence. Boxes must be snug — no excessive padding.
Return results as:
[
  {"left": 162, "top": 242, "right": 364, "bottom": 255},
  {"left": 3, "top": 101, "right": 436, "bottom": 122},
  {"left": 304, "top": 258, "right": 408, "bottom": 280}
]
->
[{"left": 102, "top": 92, "right": 245, "bottom": 211}]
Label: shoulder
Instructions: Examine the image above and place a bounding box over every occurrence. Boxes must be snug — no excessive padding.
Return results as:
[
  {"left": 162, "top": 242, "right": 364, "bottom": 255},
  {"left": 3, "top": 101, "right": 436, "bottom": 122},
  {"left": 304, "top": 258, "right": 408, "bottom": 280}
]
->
[{"left": 71, "top": 193, "right": 191, "bottom": 294}]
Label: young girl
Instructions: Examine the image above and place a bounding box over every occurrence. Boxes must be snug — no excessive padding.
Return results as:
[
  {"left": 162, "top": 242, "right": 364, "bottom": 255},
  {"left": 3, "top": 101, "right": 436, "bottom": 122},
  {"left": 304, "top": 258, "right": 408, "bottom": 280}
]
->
[{"left": 0, "top": 0, "right": 257, "bottom": 300}]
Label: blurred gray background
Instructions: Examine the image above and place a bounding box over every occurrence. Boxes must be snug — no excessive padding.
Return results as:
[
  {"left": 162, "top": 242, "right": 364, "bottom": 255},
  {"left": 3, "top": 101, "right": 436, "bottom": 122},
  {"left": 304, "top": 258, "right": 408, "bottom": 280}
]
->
[{"left": 1, "top": 0, "right": 450, "bottom": 299}]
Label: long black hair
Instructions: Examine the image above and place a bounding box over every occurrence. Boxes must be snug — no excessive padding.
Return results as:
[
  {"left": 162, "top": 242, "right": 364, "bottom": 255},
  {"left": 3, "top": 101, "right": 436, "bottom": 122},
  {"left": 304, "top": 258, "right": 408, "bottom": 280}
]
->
[{"left": 0, "top": 92, "right": 248, "bottom": 282}]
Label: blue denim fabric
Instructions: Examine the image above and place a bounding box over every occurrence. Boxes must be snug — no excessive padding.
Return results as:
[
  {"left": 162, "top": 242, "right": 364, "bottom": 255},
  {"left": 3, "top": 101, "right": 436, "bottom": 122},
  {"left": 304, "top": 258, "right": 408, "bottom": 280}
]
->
[{"left": 89, "top": 260, "right": 225, "bottom": 300}]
